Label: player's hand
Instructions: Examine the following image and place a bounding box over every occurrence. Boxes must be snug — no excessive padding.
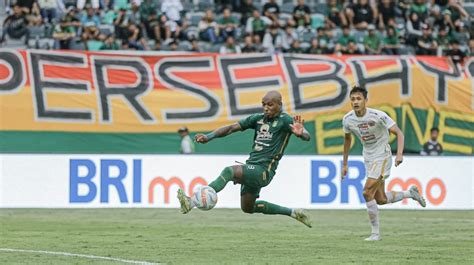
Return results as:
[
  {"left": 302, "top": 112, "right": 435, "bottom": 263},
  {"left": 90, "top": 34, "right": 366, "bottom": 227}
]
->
[
  {"left": 194, "top": 134, "right": 209, "bottom": 144},
  {"left": 341, "top": 164, "right": 348, "bottom": 180},
  {"left": 395, "top": 154, "right": 403, "bottom": 167},
  {"left": 290, "top": 115, "right": 304, "bottom": 137}
]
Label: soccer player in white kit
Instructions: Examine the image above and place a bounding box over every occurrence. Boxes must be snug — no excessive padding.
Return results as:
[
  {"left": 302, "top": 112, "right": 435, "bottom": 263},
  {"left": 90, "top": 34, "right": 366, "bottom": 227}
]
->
[{"left": 341, "top": 86, "right": 426, "bottom": 241}]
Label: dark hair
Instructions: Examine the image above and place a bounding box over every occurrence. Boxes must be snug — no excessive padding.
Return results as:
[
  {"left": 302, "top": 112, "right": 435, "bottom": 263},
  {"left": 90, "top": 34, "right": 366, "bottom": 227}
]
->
[
  {"left": 349, "top": 86, "right": 368, "bottom": 99},
  {"left": 430, "top": 127, "right": 439, "bottom": 133},
  {"left": 178, "top": 126, "right": 189, "bottom": 133}
]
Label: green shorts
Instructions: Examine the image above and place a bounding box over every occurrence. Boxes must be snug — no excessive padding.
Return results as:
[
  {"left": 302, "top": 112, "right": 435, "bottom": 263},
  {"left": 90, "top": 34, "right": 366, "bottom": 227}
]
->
[{"left": 240, "top": 164, "right": 275, "bottom": 198}]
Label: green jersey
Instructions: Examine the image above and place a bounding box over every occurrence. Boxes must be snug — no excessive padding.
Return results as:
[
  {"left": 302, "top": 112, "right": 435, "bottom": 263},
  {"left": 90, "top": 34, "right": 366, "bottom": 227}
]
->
[
  {"left": 218, "top": 16, "right": 238, "bottom": 26},
  {"left": 252, "top": 18, "right": 266, "bottom": 32},
  {"left": 384, "top": 35, "right": 399, "bottom": 46},
  {"left": 238, "top": 112, "right": 293, "bottom": 173},
  {"left": 338, "top": 35, "right": 356, "bottom": 46},
  {"left": 364, "top": 34, "right": 382, "bottom": 50}
]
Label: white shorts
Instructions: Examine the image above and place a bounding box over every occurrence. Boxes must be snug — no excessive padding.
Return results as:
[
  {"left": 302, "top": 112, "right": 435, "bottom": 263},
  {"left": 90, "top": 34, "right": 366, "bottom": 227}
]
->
[{"left": 365, "top": 156, "right": 392, "bottom": 180}]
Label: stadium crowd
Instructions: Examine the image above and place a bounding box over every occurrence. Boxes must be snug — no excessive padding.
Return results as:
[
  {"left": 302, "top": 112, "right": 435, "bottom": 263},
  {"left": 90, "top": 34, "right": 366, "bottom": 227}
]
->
[{"left": 1, "top": 0, "right": 472, "bottom": 59}]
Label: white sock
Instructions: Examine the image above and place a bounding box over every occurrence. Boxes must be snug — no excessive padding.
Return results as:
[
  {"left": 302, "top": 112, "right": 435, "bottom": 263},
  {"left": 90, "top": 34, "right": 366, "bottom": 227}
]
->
[
  {"left": 366, "top": 199, "right": 379, "bottom": 235},
  {"left": 290, "top": 209, "right": 296, "bottom": 218},
  {"left": 385, "top": 191, "right": 412, "bottom": 203},
  {"left": 403, "top": 190, "right": 412, "bottom": 198}
]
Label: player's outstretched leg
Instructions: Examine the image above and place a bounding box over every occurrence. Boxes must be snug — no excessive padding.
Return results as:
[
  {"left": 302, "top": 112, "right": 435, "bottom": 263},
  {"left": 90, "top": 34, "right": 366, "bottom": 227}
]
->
[
  {"left": 208, "top": 166, "right": 234, "bottom": 193},
  {"left": 177, "top": 189, "right": 194, "bottom": 214},
  {"left": 409, "top": 186, "right": 427, "bottom": 207},
  {"left": 294, "top": 209, "right": 312, "bottom": 228},
  {"left": 384, "top": 186, "right": 426, "bottom": 207},
  {"left": 178, "top": 165, "right": 235, "bottom": 214},
  {"left": 253, "top": 200, "right": 312, "bottom": 228}
]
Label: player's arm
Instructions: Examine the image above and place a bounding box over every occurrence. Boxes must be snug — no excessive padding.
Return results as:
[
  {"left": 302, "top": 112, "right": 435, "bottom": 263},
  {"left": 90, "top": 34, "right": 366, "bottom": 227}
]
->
[
  {"left": 341, "top": 132, "right": 352, "bottom": 180},
  {"left": 194, "top": 123, "right": 242, "bottom": 144},
  {"left": 389, "top": 124, "right": 404, "bottom": 166},
  {"left": 290, "top": 115, "right": 310, "bottom": 141}
]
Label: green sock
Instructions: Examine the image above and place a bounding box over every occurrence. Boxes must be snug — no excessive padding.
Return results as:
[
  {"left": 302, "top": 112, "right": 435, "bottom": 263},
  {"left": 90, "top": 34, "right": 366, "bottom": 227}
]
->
[
  {"left": 208, "top": 167, "right": 233, "bottom": 193},
  {"left": 253, "top": 200, "right": 292, "bottom": 216}
]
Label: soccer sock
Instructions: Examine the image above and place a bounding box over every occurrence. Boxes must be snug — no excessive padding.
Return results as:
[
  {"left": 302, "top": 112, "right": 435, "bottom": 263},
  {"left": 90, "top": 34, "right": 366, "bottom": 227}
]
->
[
  {"left": 208, "top": 166, "right": 233, "bottom": 193},
  {"left": 366, "top": 199, "right": 380, "bottom": 235},
  {"left": 253, "top": 200, "right": 292, "bottom": 216},
  {"left": 385, "top": 191, "right": 412, "bottom": 203}
]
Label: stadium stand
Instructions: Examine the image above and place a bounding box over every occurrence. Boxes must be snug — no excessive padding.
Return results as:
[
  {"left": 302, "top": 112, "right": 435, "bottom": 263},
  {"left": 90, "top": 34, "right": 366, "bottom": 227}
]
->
[{"left": 0, "top": 0, "right": 472, "bottom": 56}]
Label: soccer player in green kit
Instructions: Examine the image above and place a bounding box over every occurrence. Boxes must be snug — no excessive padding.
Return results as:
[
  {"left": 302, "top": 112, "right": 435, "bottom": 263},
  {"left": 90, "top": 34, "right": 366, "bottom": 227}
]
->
[{"left": 177, "top": 90, "right": 312, "bottom": 228}]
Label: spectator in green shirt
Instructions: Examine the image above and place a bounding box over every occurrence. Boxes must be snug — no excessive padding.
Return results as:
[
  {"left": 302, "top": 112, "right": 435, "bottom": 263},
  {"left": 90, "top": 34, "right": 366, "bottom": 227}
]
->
[
  {"left": 100, "top": 34, "right": 120, "bottom": 50},
  {"left": 316, "top": 27, "right": 331, "bottom": 50},
  {"left": 306, "top": 38, "right": 331, "bottom": 54},
  {"left": 436, "top": 26, "right": 450, "bottom": 56},
  {"left": 364, "top": 24, "right": 382, "bottom": 54},
  {"left": 326, "top": 0, "right": 347, "bottom": 28},
  {"left": 416, "top": 24, "right": 437, "bottom": 55},
  {"left": 382, "top": 26, "right": 400, "bottom": 55},
  {"left": 53, "top": 18, "right": 76, "bottom": 49},
  {"left": 218, "top": 8, "right": 238, "bottom": 40},
  {"left": 342, "top": 40, "right": 363, "bottom": 55},
  {"left": 245, "top": 9, "right": 272, "bottom": 41},
  {"left": 410, "top": 0, "right": 428, "bottom": 21},
  {"left": 139, "top": 0, "right": 158, "bottom": 24},
  {"left": 293, "top": 0, "right": 311, "bottom": 28},
  {"left": 288, "top": 40, "right": 304, "bottom": 54},
  {"left": 220, "top": 36, "right": 242, "bottom": 54},
  {"left": 335, "top": 26, "right": 356, "bottom": 53},
  {"left": 443, "top": 4, "right": 469, "bottom": 29}
]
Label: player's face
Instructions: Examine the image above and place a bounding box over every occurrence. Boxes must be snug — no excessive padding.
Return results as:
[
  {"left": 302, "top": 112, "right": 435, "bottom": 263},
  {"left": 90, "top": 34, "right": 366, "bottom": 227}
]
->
[
  {"left": 350, "top": 92, "right": 367, "bottom": 112},
  {"left": 430, "top": 130, "right": 438, "bottom": 141},
  {"left": 262, "top": 98, "right": 281, "bottom": 118}
]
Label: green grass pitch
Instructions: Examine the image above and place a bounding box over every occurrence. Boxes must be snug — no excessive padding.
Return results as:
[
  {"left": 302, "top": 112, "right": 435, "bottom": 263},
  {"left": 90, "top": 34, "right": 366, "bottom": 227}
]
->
[{"left": 1, "top": 209, "right": 473, "bottom": 264}]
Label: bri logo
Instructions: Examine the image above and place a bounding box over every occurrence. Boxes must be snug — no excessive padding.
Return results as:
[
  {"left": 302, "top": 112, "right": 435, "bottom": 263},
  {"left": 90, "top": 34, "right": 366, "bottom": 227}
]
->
[
  {"left": 69, "top": 159, "right": 207, "bottom": 204},
  {"left": 311, "top": 160, "right": 446, "bottom": 205}
]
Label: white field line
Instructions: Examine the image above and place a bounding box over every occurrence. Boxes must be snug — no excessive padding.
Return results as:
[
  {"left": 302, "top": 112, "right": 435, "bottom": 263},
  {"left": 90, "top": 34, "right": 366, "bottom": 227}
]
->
[{"left": 0, "top": 248, "right": 161, "bottom": 264}]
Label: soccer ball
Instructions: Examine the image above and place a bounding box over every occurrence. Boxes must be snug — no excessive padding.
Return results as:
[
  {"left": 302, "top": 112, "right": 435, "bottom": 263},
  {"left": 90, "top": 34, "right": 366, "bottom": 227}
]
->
[{"left": 192, "top": 186, "right": 218, "bottom": 211}]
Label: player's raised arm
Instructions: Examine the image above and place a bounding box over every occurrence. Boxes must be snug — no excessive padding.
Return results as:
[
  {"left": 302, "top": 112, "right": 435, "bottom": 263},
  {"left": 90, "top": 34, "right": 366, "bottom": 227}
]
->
[
  {"left": 290, "top": 115, "right": 310, "bottom": 141},
  {"left": 341, "top": 132, "right": 352, "bottom": 180},
  {"left": 389, "top": 124, "right": 404, "bottom": 167},
  {"left": 194, "top": 123, "right": 242, "bottom": 144}
]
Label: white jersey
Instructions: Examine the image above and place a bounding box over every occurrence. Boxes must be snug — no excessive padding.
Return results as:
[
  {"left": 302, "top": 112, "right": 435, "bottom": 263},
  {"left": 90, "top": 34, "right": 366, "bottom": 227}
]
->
[{"left": 343, "top": 108, "right": 395, "bottom": 161}]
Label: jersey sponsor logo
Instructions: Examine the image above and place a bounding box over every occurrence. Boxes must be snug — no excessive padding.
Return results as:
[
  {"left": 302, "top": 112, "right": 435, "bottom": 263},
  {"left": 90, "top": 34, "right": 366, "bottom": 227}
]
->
[
  {"left": 254, "top": 140, "right": 270, "bottom": 147},
  {"left": 357, "top": 123, "right": 369, "bottom": 130},
  {"left": 361, "top": 134, "right": 376, "bottom": 142},
  {"left": 368, "top": 120, "right": 375, "bottom": 127},
  {"left": 357, "top": 122, "right": 376, "bottom": 143},
  {"left": 256, "top": 124, "right": 273, "bottom": 141}
]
